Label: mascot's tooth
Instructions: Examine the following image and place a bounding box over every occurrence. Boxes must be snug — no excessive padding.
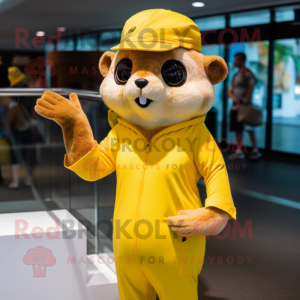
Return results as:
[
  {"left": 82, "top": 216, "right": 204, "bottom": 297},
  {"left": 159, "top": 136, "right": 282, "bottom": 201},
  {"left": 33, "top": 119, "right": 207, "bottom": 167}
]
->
[{"left": 139, "top": 95, "right": 147, "bottom": 105}]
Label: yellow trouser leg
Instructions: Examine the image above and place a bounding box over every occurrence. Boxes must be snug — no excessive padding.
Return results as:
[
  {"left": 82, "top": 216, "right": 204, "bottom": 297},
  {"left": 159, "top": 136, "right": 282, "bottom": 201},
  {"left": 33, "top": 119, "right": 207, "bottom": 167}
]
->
[
  {"left": 137, "top": 235, "right": 205, "bottom": 300},
  {"left": 115, "top": 254, "right": 157, "bottom": 300},
  {"left": 140, "top": 258, "right": 199, "bottom": 300},
  {"left": 154, "top": 273, "right": 198, "bottom": 300}
]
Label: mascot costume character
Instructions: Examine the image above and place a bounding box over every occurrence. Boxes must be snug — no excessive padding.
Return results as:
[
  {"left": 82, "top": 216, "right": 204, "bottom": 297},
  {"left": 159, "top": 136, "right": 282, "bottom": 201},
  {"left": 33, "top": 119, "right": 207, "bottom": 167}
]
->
[{"left": 35, "top": 9, "right": 237, "bottom": 300}]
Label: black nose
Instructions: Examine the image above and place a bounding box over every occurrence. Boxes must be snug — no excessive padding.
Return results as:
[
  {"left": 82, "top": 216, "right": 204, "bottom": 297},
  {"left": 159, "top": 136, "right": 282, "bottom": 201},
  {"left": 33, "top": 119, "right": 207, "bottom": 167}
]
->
[{"left": 135, "top": 79, "right": 148, "bottom": 89}]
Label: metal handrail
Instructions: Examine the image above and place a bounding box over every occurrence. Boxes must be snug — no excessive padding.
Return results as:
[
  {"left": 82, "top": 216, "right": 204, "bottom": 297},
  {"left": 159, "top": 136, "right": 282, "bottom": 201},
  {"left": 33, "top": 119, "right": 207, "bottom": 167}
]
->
[{"left": 0, "top": 88, "right": 102, "bottom": 101}]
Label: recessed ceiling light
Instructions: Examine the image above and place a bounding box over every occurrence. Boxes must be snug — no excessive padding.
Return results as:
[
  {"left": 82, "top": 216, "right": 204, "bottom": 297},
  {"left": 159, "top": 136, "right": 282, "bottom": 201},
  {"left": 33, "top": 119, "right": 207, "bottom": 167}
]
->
[
  {"left": 36, "top": 31, "right": 45, "bottom": 36},
  {"left": 192, "top": 2, "right": 205, "bottom": 7},
  {"left": 58, "top": 27, "right": 66, "bottom": 31}
]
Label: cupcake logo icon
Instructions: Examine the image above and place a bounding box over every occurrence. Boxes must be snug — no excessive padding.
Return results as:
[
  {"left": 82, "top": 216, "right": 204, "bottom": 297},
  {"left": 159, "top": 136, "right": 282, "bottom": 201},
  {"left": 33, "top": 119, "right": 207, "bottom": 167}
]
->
[
  {"left": 24, "top": 56, "right": 57, "bottom": 88},
  {"left": 23, "top": 246, "right": 56, "bottom": 277}
]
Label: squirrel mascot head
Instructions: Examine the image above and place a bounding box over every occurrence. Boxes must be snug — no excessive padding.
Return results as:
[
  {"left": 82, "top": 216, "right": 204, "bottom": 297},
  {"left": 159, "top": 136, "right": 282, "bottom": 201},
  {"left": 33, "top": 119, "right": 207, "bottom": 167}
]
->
[{"left": 99, "top": 9, "right": 228, "bottom": 135}]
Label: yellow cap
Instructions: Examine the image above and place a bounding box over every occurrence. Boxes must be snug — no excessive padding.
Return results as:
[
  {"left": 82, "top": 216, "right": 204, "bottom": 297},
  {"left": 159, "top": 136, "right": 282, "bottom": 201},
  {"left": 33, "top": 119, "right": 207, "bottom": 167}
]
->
[
  {"left": 8, "top": 66, "right": 25, "bottom": 87},
  {"left": 111, "top": 9, "right": 201, "bottom": 52}
]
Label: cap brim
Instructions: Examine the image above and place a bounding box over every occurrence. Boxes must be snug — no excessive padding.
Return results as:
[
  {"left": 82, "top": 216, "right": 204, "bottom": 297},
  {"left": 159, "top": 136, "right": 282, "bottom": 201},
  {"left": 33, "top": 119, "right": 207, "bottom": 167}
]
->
[{"left": 111, "top": 41, "right": 193, "bottom": 52}]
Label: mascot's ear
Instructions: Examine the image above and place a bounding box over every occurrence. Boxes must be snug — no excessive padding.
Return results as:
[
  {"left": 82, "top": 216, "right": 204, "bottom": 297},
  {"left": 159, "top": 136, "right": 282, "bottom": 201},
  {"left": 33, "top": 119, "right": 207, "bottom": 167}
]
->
[
  {"left": 99, "top": 51, "right": 116, "bottom": 77},
  {"left": 203, "top": 55, "right": 228, "bottom": 85}
]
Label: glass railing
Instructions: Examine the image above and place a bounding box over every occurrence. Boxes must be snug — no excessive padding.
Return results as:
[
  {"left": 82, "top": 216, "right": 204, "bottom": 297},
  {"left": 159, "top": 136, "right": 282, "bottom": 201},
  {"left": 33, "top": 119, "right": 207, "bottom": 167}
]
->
[{"left": 0, "top": 88, "right": 115, "bottom": 263}]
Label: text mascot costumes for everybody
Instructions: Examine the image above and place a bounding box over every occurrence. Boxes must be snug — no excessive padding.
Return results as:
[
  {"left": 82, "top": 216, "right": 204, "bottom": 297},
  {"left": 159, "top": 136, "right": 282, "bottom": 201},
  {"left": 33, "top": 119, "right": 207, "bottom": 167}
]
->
[{"left": 35, "top": 9, "right": 237, "bottom": 300}]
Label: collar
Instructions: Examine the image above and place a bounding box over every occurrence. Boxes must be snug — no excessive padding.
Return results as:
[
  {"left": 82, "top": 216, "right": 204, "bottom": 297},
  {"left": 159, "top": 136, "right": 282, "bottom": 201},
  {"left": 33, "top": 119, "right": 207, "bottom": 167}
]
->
[{"left": 108, "top": 109, "right": 206, "bottom": 141}]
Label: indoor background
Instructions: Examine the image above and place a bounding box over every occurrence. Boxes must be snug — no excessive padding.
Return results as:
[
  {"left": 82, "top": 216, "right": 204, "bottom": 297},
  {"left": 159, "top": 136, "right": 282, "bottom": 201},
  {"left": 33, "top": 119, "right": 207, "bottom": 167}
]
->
[{"left": 0, "top": 1, "right": 299, "bottom": 299}]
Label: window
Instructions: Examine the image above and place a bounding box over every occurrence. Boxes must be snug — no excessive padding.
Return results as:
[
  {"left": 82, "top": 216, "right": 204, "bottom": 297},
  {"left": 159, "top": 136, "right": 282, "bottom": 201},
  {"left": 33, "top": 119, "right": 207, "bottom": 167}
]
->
[
  {"left": 230, "top": 10, "right": 270, "bottom": 27},
  {"left": 76, "top": 34, "right": 98, "bottom": 51},
  {"left": 271, "top": 39, "right": 300, "bottom": 154},
  {"left": 99, "top": 31, "right": 121, "bottom": 51},
  {"left": 194, "top": 15, "right": 226, "bottom": 31},
  {"left": 59, "top": 38, "right": 75, "bottom": 51},
  {"left": 201, "top": 44, "right": 225, "bottom": 141},
  {"left": 275, "top": 6, "right": 300, "bottom": 22}
]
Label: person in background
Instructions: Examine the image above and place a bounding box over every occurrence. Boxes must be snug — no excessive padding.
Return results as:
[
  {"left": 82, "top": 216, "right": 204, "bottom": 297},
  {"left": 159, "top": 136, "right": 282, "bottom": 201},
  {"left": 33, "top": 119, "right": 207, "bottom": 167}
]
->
[
  {"left": 0, "top": 67, "right": 32, "bottom": 188},
  {"left": 228, "top": 52, "right": 262, "bottom": 160},
  {"left": 0, "top": 54, "right": 11, "bottom": 184},
  {"left": 0, "top": 103, "right": 8, "bottom": 185},
  {"left": 0, "top": 55, "right": 10, "bottom": 88}
]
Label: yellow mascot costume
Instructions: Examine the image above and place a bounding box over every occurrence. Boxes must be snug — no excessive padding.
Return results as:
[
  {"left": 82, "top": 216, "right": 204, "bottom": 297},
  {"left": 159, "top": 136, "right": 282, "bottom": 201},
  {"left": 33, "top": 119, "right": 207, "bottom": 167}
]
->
[{"left": 35, "top": 9, "right": 237, "bottom": 300}]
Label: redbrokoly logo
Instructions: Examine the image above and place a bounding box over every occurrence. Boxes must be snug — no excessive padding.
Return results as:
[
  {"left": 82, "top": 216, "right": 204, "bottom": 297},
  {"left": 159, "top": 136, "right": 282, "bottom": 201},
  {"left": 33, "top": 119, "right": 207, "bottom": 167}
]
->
[
  {"left": 24, "top": 56, "right": 57, "bottom": 87},
  {"left": 23, "top": 246, "right": 56, "bottom": 277}
]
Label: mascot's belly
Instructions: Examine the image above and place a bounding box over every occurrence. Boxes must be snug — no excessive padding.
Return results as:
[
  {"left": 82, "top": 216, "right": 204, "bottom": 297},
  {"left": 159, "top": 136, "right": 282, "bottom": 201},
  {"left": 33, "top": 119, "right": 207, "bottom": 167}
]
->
[{"left": 112, "top": 134, "right": 205, "bottom": 277}]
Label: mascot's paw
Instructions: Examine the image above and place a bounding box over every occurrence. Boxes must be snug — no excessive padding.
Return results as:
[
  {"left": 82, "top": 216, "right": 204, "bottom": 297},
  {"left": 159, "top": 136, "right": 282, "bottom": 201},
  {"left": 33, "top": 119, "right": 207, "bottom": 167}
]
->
[
  {"left": 35, "top": 91, "right": 95, "bottom": 166},
  {"left": 35, "top": 91, "right": 85, "bottom": 127},
  {"left": 167, "top": 207, "right": 229, "bottom": 237}
]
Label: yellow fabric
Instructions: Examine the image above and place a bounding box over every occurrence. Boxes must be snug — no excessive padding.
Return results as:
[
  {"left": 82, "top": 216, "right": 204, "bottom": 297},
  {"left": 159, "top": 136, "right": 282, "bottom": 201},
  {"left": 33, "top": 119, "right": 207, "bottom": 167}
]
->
[
  {"left": 8, "top": 66, "right": 25, "bottom": 87},
  {"left": 107, "top": 109, "right": 119, "bottom": 128},
  {"left": 111, "top": 9, "right": 202, "bottom": 52},
  {"left": 0, "top": 138, "right": 11, "bottom": 166},
  {"left": 64, "top": 114, "right": 236, "bottom": 300}
]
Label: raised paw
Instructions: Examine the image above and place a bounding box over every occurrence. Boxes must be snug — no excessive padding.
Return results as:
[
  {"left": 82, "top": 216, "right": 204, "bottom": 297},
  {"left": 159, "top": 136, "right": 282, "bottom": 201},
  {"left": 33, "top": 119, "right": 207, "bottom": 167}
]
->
[{"left": 35, "top": 91, "right": 83, "bottom": 126}]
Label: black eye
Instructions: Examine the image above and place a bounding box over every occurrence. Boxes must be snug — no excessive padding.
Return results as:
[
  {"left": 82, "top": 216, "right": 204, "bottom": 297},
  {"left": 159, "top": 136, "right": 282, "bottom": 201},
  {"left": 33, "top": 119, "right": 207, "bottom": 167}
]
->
[
  {"left": 115, "top": 58, "right": 132, "bottom": 85},
  {"left": 161, "top": 60, "right": 187, "bottom": 87}
]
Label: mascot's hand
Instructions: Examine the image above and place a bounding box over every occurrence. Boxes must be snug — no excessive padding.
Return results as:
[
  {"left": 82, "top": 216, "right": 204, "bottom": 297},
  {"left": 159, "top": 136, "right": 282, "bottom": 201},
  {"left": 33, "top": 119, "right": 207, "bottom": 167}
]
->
[
  {"left": 35, "top": 91, "right": 95, "bottom": 166},
  {"left": 35, "top": 91, "right": 87, "bottom": 128},
  {"left": 167, "top": 207, "right": 229, "bottom": 237}
]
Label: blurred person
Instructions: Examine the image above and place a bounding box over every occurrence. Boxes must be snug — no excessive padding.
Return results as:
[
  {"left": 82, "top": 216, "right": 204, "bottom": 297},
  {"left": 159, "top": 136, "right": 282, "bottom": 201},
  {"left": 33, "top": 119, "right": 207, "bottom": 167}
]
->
[
  {"left": 0, "top": 102, "right": 8, "bottom": 185},
  {"left": 0, "top": 55, "right": 11, "bottom": 184},
  {"left": 0, "top": 55, "right": 10, "bottom": 87},
  {"left": 228, "top": 52, "right": 262, "bottom": 160},
  {"left": 0, "top": 67, "right": 32, "bottom": 188}
]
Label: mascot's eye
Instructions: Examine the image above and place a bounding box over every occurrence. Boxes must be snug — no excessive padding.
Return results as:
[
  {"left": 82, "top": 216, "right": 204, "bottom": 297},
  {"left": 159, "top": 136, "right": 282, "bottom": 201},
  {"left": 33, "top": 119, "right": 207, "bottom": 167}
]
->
[
  {"left": 161, "top": 60, "right": 187, "bottom": 87},
  {"left": 115, "top": 59, "right": 132, "bottom": 85}
]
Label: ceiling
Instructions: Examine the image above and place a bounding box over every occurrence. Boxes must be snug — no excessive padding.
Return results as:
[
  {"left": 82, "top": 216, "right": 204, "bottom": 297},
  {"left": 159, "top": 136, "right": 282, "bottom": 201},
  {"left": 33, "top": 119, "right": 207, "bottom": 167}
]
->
[{"left": 0, "top": 0, "right": 297, "bottom": 50}]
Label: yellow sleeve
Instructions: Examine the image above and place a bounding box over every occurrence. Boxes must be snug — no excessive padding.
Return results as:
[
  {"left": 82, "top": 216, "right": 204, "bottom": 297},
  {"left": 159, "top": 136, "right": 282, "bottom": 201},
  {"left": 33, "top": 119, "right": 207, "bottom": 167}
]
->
[
  {"left": 194, "top": 123, "right": 237, "bottom": 220},
  {"left": 64, "top": 126, "right": 119, "bottom": 182}
]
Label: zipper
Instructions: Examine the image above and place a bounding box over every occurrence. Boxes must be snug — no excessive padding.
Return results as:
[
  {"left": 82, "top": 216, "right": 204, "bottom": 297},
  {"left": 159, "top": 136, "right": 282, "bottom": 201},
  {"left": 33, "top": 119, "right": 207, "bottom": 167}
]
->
[{"left": 134, "top": 141, "right": 150, "bottom": 274}]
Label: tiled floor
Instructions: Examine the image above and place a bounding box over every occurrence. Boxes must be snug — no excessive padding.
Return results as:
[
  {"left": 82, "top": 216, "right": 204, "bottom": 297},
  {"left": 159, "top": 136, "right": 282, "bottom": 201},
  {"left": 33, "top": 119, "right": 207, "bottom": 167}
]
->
[{"left": 215, "top": 118, "right": 300, "bottom": 155}]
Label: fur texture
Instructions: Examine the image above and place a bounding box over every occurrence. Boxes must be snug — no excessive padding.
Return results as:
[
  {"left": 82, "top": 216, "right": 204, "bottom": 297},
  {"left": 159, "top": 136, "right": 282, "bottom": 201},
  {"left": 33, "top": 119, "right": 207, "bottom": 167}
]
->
[
  {"left": 35, "top": 91, "right": 95, "bottom": 166},
  {"left": 100, "top": 48, "right": 227, "bottom": 140},
  {"left": 167, "top": 207, "right": 229, "bottom": 237}
]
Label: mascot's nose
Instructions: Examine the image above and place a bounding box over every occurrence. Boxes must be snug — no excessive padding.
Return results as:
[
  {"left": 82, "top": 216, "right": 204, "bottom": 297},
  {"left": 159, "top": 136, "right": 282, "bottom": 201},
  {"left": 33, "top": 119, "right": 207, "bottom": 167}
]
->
[{"left": 135, "top": 79, "right": 148, "bottom": 89}]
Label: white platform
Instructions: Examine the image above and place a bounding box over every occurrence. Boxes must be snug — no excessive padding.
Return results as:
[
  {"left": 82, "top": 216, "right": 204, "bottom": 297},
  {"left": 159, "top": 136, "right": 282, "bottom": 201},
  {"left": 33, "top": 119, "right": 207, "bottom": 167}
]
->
[{"left": 0, "top": 209, "right": 119, "bottom": 300}]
